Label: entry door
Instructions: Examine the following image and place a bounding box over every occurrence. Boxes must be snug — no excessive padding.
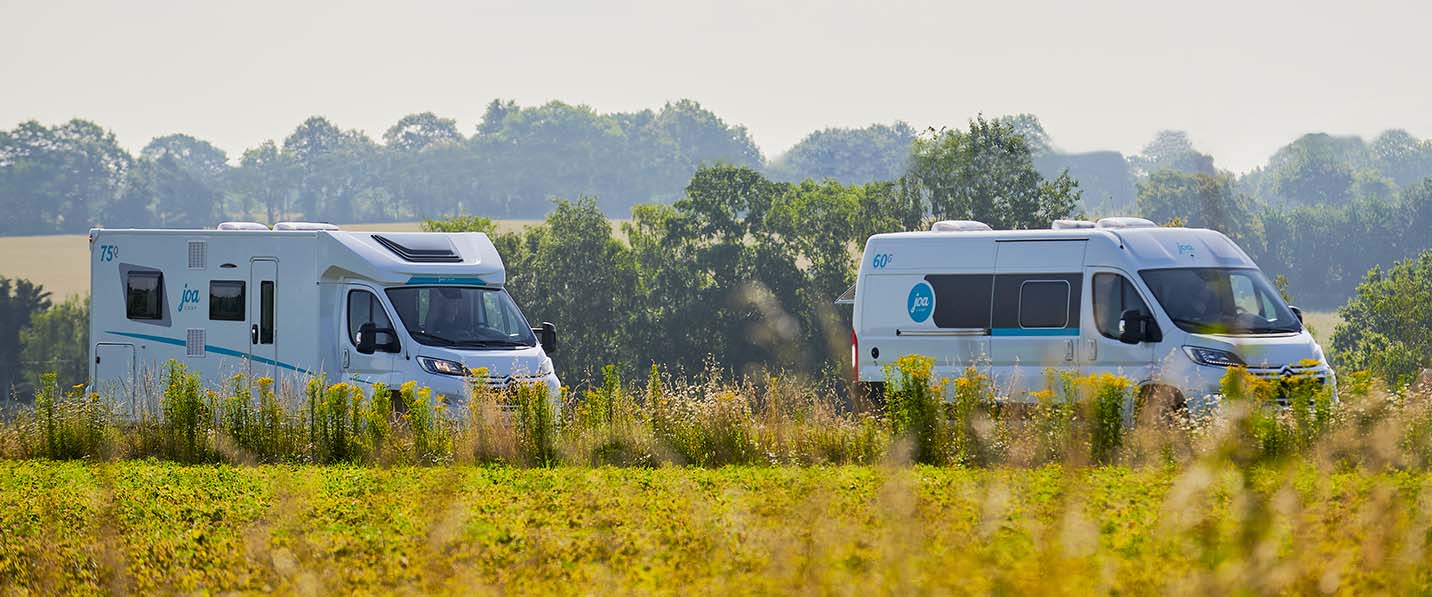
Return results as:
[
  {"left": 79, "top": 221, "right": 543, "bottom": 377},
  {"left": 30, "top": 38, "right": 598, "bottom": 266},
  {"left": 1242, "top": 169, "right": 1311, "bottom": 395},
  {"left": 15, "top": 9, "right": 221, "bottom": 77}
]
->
[
  {"left": 990, "top": 240, "right": 1087, "bottom": 398},
  {"left": 94, "top": 343, "right": 135, "bottom": 417},
  {"left": 1081, "top": 268, "right": 1156, "bottom": 383},
  {"left": 249, "top": 259, "right": 278, "bottom": 380},
  {"left": 341, "top": 285, "right": 395, "bottom": 387}
]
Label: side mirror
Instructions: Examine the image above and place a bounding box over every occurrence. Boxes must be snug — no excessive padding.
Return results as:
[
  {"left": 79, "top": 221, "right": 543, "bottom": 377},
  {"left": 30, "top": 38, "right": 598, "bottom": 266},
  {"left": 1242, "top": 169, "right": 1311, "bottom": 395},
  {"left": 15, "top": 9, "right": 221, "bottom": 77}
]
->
[
  {"left": 1290, "top": 305, "right": 1304, "bottom": 323},
  {"left": 356, "top": 322, "right": 377, "bottom": 354},
  {"left": 533, "top": 321, "right": 558, "bottom": 354},
  {"left": 1118, "top": 310, "right": 1146, "bottom": 345}
]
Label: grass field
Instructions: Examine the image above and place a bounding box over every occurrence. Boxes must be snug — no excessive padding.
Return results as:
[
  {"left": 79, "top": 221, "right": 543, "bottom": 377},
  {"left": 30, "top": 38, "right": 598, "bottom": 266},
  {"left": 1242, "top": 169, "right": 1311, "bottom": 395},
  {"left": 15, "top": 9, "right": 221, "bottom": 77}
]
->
[{"left": 4, "top": 461, "right": 1430, "bottom": 594}]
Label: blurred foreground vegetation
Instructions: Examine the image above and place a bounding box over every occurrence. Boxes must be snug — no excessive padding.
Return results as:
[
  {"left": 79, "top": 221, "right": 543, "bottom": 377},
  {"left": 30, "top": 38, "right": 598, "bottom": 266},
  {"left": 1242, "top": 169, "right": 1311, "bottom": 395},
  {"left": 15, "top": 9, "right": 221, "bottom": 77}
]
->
[{"left": 4, "top": 461, "right": 1432, "bottom": 594}]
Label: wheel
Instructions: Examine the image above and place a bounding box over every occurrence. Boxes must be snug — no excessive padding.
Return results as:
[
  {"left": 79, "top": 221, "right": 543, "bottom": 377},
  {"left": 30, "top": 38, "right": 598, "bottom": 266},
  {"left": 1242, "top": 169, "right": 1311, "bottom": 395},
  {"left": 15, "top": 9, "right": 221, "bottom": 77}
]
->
[{"left": 1136, "top": 385, "right": 1186, "bottom": 424}]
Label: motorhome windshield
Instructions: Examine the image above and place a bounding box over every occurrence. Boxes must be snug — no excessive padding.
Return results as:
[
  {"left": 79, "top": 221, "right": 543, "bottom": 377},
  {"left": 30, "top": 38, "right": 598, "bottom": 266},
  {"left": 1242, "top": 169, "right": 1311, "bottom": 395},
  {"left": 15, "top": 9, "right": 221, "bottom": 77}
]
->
[
  {"left": 1140, "top": 268, "right": 1302, "bottom": 336},
  {"left": 385, "top": 286, "right": 537, "bottom": 348}
]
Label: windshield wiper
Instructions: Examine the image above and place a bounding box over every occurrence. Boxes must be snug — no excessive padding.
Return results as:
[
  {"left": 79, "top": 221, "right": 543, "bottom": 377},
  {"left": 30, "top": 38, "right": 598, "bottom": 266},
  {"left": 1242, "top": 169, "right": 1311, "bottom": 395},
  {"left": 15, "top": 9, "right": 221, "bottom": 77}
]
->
[
  {"left": 1169, "top": 317, "right": 1223, "bottom": 332},
  {"left": 454, "top": 339, "right": 533, "bottom": 348},
  {"left": 408, "top": 331, "right": 456, "bottom": 346}
]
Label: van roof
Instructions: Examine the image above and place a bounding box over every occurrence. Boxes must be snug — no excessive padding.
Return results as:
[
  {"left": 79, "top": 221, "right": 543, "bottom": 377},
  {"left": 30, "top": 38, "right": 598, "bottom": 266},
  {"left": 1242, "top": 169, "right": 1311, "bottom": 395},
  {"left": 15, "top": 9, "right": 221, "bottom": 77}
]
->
[
  {"left": 865, "top": 226, "right": 1255, "bottom": 270},
  {"left": 90, "top": 228, "right": 508, "bottom": 287}
]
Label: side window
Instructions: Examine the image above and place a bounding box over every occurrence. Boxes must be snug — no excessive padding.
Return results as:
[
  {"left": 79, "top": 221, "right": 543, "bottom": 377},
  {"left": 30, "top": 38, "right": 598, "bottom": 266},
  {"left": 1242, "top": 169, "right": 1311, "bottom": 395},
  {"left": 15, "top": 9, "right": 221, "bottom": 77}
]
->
[
  {"left": 992, "top": 273, "right": 1081, "bottom": 331},
  {"left": 347, "top": 290, "right": 395, "bottom": 349},
  {"left": 1230, "top": 274, "right": 1261, "bottom": 315},
  {"left": 126, "top": 271, "right": 164, "bottom": 320},
  {"left": 259, "top": 281, "right": 274, "bottom": 344},
  {"left": 1092, "top": 273, "right": 1152, "bottom": 339},
  {"left": 1018, "top": 281, "right": 1070, "bottom": 328},
  {"left": 209, "top": 281, "right": 245, "bottom": 321},
  {"left": 925, "top": 274, "right": 994, "bottom": 329}
]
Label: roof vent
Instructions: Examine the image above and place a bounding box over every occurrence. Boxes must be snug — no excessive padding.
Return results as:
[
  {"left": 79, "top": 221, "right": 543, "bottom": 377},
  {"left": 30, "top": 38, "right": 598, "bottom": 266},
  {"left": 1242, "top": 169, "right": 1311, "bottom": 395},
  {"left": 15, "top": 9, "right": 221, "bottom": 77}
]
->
[
  {"left": 217, "top": 221, "right": 269, "bottom": 231},
  {"left": 930, "top": 220, "right": 992, "bottom": 232},
  {"left": 1095, "top": 217, "right": 1158, "bottom": 229},
  {"left": 372, "top": 234, "right": 463, "bottom": 263},
  {"left": 1052, "top": 219, "right": 1096, "bottom": 230},
  {"left": 274, "top": 222, "right": 340, "bottom": 231},
  {"left": 187, "top": 240, "right": 207, "bottom": 269}
]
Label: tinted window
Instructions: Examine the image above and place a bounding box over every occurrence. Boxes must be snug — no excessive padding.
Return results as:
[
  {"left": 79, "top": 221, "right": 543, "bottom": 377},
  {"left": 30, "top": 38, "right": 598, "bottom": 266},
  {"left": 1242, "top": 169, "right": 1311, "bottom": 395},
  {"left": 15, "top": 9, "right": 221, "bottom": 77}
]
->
[
  {"left": 385, "top": 286, "right": 537, "bottom": 348},
  {"left": 1140, "top": 268, "right": 1300, "bottom": 335},
  {"left": 991, "top": 273, "right": 1081, "bottom": 330},
  {"left": 259, "top": 281, "right": 274, "bottom": 344},
  {"left": 1019, "top": 281, "right": 1070, "bottom": 328},
  {"left": 924, "top": 274, "right": 993, "bottom": 329},
  {"left": 126, "top": 272, "right": 164, "bottom": 320},
  {"left": 347, "top": 290, "right": 396, "bottom": 349},
  {"left": 1092, "top": 273, "right": 1152, "bottom": 339},
  {"left": 209, "top": 281, "right": 245, "bottom": 321}
]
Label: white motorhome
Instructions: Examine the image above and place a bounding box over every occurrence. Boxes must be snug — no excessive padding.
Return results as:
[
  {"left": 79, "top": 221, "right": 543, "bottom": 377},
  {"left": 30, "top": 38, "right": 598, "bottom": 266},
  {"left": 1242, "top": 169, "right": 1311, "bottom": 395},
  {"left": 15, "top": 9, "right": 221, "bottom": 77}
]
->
[
  {"left": 845, "top": 218, "right": 1334, "bottom": 412},
  {"left": 88, "top": 223, "right": 561, "bottom": 413}
]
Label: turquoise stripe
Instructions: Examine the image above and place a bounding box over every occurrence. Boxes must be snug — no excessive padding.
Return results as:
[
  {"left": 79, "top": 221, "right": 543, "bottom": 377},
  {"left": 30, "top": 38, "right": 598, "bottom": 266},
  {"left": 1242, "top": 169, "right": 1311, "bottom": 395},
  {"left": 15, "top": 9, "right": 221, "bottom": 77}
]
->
[
  {"left": 406, "top": 276, "right": 486, "bottom": 285},
  {"left": 990, "top": 327, "right": 1079, "bottom": 337},
  {"left": 105, "top": 330, "right": 314, "bottom": 375}
]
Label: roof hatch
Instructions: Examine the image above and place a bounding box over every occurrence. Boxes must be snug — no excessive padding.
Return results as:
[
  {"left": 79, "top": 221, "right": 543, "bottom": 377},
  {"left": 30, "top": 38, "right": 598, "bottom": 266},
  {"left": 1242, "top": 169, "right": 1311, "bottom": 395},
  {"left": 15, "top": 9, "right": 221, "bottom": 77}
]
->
[{"left": 372, "top": 233, "right": 463, "bottom": 263}]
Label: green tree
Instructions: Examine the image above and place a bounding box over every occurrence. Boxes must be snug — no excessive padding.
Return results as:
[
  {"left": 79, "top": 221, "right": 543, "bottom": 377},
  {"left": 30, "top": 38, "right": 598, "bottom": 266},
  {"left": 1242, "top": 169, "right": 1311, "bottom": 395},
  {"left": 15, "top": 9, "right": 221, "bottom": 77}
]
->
[
  {"left": 232, "top": 141, "right": 293, "bottom": 223},
  {"left": 383, "top": 112, "right": 464, "bottom": 153},
  {"left": 769, "top": 122, "right": 916, "bottom": 184},
  {"left": 0, "top": 277, "right": 51, "bottom": 397},
  {"left": 1136, "top": 170, "right": 1249, "bottom": 237},
  {"left": 906, "top": 116, "right": 1081, "bottom": 229},
  {"left": 1370, "top": 129, "right": 1432, "bottom": 188},
  {"left": 1129, "top": 130, "right": 1215, "bottom": 177},
  {"left": 20, "top": 295, "right": 88, "bottom": 388},
  {"left": 0, "top": 119, "right": 132, "bottom": 233},
  {"left": 282, "top": 116, "right": 381, "bottom": 222},
  {"left": 504, "top": 198, "right": 637, "bottom": 381},
  {"left": 1331, "top": 253, "right": 1432, "bottom": 386}
]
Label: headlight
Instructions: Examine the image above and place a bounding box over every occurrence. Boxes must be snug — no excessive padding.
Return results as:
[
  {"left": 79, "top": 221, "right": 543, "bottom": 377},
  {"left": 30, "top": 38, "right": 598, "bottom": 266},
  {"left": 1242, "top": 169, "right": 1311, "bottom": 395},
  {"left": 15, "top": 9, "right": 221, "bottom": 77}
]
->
[
  {"left": 1183, "top": 346, "right": 1245, "bottom": 367},
  {"left": 418, "top": 356, "right": 467, "bottom": 377}
]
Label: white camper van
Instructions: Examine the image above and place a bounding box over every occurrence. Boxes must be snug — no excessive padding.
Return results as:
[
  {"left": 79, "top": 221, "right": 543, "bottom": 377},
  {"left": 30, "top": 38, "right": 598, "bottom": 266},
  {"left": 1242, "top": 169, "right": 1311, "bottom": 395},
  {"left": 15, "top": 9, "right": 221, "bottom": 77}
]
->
[
  {"left": 88, "top": 223, "right": 560, "bottom": 413},
  {"left": 845, "top": 218, "right": 1334, "bottom": 412}
]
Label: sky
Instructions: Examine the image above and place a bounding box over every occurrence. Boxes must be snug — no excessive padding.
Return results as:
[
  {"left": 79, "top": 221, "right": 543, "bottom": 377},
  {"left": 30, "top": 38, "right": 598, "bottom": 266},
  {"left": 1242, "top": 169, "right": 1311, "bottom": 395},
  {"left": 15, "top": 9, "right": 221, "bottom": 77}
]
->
[{"left": 1, "top": 0, "right": 1429, "bottom": 173}]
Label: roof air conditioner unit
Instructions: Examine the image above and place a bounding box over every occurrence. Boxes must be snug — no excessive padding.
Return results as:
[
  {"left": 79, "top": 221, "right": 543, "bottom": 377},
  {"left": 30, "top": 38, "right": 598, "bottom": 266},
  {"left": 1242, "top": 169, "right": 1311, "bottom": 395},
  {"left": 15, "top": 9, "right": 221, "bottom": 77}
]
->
[
  {"left": 1095, "top": 217, "right": 1158, "bottom": 229},
  {"left": 274, "top": 222, "right": 340, "bottom": 231},
  {"left": 930, "top": 220, "right": 992, "bottom": 232},
  {"left": 1052, "top": 220, "right": 1096, "bottom": 230},
  {"left": 217, "top": 221, "right": 269, "bottom": 231}
]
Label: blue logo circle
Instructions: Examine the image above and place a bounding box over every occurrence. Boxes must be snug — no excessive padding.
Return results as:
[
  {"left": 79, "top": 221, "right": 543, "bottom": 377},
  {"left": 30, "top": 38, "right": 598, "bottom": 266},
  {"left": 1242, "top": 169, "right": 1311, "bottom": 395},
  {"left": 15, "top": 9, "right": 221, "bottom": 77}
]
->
[{"left": 907, "top": 282, "right": 934, "bottom": 323}]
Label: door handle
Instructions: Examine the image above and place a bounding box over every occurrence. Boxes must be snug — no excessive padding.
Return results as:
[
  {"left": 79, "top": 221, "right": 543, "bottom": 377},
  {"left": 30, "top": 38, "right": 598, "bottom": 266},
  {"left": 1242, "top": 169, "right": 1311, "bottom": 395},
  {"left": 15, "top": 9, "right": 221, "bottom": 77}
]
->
[
  {"left": 342, "top": 349, "right": 350, "bottom": 369},
  {"left": 1064, "top": 339, "right": 1075, "bottom": 362},
  {"left": 251, "top": 324, "right": 259, "bottom": 345}
]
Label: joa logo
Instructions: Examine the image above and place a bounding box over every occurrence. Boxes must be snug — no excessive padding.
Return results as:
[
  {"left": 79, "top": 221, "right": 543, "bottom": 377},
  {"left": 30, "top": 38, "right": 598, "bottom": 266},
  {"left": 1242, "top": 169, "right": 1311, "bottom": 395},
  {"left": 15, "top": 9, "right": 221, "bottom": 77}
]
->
[
  {"left": 178, "top": 284, "right": 201, "bottom": 312},
  {"left": 906, "top": 281, "right": 934, "bottom": 323}
]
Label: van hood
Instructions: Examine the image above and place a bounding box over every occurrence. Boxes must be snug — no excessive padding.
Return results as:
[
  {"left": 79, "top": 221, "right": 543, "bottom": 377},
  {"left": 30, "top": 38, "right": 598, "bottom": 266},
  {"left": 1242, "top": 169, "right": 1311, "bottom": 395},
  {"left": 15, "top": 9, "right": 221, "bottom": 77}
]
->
[
  {"left": 420, "top": 345, "right": 552, "bottom": 378},
  {"left": 1186, "top": 332, "right": 1328, "bottom": 370}
]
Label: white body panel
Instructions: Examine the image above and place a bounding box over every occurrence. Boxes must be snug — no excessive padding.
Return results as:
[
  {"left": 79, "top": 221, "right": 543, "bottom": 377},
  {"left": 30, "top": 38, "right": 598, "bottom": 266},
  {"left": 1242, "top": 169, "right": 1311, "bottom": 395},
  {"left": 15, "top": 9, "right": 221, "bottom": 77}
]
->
[
  {"left": 851, "top": 226, "right": 1335, "bottom": 411},
  {"left": 88, "top": 228, "right": 560, "bottom": 415}
]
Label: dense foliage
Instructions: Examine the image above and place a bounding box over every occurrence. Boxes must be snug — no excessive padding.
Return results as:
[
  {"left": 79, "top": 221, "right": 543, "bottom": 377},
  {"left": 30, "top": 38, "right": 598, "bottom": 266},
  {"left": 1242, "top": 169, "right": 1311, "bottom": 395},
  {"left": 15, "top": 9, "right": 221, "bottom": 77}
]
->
[{"left": 1332, "top": 252, "right": 1432, "bottom": 386}]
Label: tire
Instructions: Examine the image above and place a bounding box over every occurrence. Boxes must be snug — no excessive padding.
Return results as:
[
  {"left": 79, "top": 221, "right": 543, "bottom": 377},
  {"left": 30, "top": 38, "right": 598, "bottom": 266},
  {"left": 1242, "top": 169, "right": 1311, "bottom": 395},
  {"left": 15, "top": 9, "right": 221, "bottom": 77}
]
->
[{"left": 1136, "top": 385, "right": 1186, "bottom": 424}]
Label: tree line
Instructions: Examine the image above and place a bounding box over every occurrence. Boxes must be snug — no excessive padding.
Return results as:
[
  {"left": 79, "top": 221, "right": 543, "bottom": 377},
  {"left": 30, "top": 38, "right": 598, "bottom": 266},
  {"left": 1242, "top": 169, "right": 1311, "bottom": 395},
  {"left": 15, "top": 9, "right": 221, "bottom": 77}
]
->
[{"left": 4, "top": 112, "right": 1432, "bottom": 392}]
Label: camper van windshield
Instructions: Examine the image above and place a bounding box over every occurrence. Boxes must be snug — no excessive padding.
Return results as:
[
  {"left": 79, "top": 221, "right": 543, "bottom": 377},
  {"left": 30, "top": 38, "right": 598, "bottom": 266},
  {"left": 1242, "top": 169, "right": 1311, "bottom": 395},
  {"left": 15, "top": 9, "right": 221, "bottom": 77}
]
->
[
  {"left": 1140, "top": 268, "right": 1302, "bottom": 336},
  {"left": 385, "top": 286, "right": 537, "bottom": 349}
]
